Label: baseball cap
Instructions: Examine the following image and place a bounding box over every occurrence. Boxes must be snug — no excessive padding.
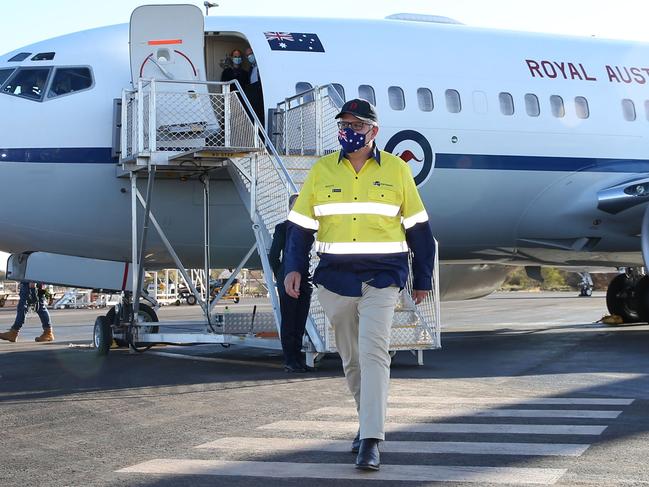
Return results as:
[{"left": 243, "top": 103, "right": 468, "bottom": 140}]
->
[{"left": 334, "top": 98, "right": 378, "bottom": 124}]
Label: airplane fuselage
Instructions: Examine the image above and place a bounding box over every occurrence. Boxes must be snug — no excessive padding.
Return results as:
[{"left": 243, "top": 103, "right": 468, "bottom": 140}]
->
[{"left": 1, "top": 16, "right": 648, "bottom": 296}]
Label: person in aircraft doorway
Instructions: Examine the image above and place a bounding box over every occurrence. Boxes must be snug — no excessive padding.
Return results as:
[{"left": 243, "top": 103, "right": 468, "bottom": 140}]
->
[
  {"left": 283, "top": 98, "right": 435, "bottom": 471},
  {"left": 221, "top": 49, "right": 249, "bottom": 89},
  {"left": 269, "top": 194, "right": 312, "bottom": 372},
  {"left": 243, "top": 47, "right": 265, "bottom": 127},
  {"left": 0, "top": 281, "right": 54, "bottom": 342}
]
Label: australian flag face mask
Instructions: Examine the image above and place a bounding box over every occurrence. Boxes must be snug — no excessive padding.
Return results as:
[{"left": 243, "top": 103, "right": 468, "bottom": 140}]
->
[{"left": 338, "top": 127, "right": 368, "bottom": 153}]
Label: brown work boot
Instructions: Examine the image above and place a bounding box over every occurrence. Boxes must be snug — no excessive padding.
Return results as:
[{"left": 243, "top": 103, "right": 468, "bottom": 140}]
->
[
  {"left": 0, "top": 328, "right": 19, "bottom": 342},
  {"left": 35, "top": 328, "right": 54, "bottom": 342}
]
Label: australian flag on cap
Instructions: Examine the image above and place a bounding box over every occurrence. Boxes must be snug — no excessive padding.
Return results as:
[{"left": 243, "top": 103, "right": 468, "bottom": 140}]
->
[{"left": 264, "top": 32, "right": 325, "bottom": 52}]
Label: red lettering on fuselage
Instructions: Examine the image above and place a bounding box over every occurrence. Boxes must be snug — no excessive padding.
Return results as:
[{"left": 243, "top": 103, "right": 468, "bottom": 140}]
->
[
  {"left": 525, "top": 59, "right": 597, "bottom": 81},
  {"left": 526, "top": 59, "right": 543, "bottom": 78}
]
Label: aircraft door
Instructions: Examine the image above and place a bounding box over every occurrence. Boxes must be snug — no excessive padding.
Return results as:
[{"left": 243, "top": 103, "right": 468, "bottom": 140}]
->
[
  {"left": 129, "top": 5, "right": 219, "bottom": 151},
  {"left": 129, "top": 4, "right": 205, "bottom": 85}
]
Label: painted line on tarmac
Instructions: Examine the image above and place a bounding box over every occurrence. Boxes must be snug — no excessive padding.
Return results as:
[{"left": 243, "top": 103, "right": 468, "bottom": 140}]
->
[
  {"left": 146, "top": 351, "right": 284, "bottom": 369},
  {"left": 259, "top": 420, "right": 608, "bottom": 436},
  {"left": 309, "top": 407, "right": 623, "bottom": 419},
  {"left": 382, "top": 397, "right": 634, "bottom": 406},
  {"left": 117, "top": 459, "right": 566, "bottom": 484},
  {"left": 195, "top": 436, "right": 589, "bottom": 456}
]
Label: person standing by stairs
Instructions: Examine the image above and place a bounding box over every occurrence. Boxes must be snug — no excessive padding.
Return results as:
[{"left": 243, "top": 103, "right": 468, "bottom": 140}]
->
[
  {"left": 0, "top": 281, "right": 54, "bottom": 342},
  {"left": 283, "top": 99, "right": 435, "bottom": 471},
  {"left": 269, "top": 194, "right": 312, "bottom": 372}
]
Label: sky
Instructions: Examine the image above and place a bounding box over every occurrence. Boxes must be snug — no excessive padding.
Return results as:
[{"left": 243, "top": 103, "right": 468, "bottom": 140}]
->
[
  {"left": 2, "top": 0, "right": 649, "bottom": 53},
  {"left": 1, "top": 0, "right": 648, "bottom": 270}
]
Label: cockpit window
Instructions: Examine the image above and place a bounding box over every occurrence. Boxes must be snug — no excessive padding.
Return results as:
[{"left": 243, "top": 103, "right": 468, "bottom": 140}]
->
[
  {"left": 31, "top": 52, "right": 55, "bottom": 61},
  {"left": 0, "top": 69, "right": 15, "bottom": 87},
  {"left": 48, "top": 67, "right": 93, "bottom": 98},
  {"left": 8, "top": 52, "right": 31, "bottom": 62},
  {"left": 2, "top": 68, "right": 51, "bottom": 101}
]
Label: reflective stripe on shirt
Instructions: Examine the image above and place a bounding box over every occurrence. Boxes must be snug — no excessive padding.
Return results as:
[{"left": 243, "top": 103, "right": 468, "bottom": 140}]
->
[
  {"left": 403, "top": 210, "right": 430, "bottom": 229},
  {"left": 315, "top": 240, "right": 409, "bottom": 254},
  {"left": 314, "top": 202, "right": 400, "bottom": 217},
  {"left": 288, "top": 210, "right": 319, "bottom": 230}
]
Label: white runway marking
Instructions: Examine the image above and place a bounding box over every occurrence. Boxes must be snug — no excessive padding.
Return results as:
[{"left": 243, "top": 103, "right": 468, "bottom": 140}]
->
[
  {"left": 118, "top": 459, "right": 567, "bottom": 484},
  {"left": 259, "top": 420, "right": 608, "bottom": 435},
  {"left": 196, "top": 436, "right": 590, "bottom": 456},
  {"left": 384, "top": 397, "right": 634, "bottom": 406},
  {"left": 310, "top": 407, "right": 623, "bottom": 419}
]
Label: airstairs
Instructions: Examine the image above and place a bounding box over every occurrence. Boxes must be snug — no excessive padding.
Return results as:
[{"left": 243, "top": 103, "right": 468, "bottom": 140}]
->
[{"left": 110, "top": 78, "right": 440, "bottom": 365}]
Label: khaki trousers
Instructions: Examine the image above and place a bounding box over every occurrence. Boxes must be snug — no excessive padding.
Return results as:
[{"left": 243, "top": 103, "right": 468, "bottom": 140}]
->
[{"left": 317, "top": 283, "right": 399, "bottom": 440}]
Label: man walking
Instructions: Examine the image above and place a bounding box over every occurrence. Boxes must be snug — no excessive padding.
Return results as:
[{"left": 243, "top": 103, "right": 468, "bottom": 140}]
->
[
  {"left": 283, "top": 99, "right": 434, "bottom": 470},
  {"left": 0, "top": 281, "right": 54, "bottom": 342},
  {"left": 269, "top": 194, "right": 312, "bottom": 372}
]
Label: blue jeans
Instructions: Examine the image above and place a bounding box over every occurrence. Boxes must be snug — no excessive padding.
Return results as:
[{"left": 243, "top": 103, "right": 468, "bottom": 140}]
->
[{"left": 12, "top": 282, "right": 51, "bottom": 331}]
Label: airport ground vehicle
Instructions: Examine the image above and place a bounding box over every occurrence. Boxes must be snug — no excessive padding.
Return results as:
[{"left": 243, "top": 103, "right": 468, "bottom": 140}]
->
[{"left": 179, "top": 278, "right": 241, "bottom": 305}]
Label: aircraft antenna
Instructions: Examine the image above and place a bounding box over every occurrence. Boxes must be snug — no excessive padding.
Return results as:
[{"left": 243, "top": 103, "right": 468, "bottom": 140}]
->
[{"left": 204, "top": 1, "right": 218, "bottom": 15}]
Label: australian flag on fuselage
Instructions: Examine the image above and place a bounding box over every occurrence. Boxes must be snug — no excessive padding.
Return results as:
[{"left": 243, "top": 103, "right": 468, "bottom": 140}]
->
[{"left": 264, "top": 32, "right": 325, "bottom": 52}]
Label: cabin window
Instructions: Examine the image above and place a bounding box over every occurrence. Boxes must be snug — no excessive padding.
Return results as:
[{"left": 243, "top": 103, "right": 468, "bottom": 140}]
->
[
  {"left": 550, "top": 95, "right": 565, "bottom": 118},
  {"left": 8, "top": 52, "right": 31, "bottom": 62},
  {"left": 472, "top": 91, "right": 488, "bottom": 114},
  {"left": 622, "top": 99, "right": 636, "bottom": 121},
  {"left": 445, "top": 89, "right": 461, "bottom": 113},
  {"left": 417, "top": 88, "right": 434, "bottom": 112},
  {"left": 575, "top": 96, "right": 589, "bottom": 119},
  {"left": 388, "top": 86, "right": 405, "bottom": 110},
  {"left": 0, "top": 69, "right": 15, "bottom": 87},
  {"left": 48, "top": 67, "right": 93, "bottom": 98},
  {"left": 499, "top": 92, "right": 514, "bottom": 116},
  {"left": 2, "top": 67, "right": 51, "bottom": 101},
  {"left": 31, "top": 52, "right": 55, "bottom": 61},
  {"left": 358, "top": 85, "right": 376, "bottom": 105},
  {"left": 331, "top": 83, "right": 345, "bottom": 102},
  {"left": 525, "top": 94, "right": 540, "bottom": 117},
  {"left": 645, "top": 101, "right": 649, "bottom": 121}
]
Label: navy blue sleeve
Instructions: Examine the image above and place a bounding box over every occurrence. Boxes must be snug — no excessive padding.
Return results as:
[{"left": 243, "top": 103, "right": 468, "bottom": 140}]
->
[
  {"left": 268, "top": 222, "right": 285, "bottom": 279},
  {"left": 406, "top": 221, "right": 435, "bottom": 290},
  {"left": 284, "top": 221, "right": 315, "bottom": 277}
]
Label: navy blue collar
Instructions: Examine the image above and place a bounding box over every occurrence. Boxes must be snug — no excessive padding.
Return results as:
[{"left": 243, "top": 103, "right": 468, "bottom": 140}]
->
[{"left": 338, "top": 142, "right": 381, "bottom": 165}]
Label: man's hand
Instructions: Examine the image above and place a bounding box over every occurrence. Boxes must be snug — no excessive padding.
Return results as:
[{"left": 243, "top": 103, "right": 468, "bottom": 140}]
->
[
  {"left": 284, "top": 271, "right": 302, "bottom": 299},
  {"left": 412, "top": 289, "right": 428, "bottom": 305}
]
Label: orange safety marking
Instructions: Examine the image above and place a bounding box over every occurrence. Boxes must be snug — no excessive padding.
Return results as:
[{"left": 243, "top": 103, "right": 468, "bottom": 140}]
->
[{"left": 148, "top": 39, "right": 183, "bottom": 46}]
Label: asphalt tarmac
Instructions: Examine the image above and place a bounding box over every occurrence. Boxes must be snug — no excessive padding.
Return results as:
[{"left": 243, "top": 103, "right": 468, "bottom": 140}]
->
[{"left": 0, "top": 291, "right": 648, "bottom": 486}]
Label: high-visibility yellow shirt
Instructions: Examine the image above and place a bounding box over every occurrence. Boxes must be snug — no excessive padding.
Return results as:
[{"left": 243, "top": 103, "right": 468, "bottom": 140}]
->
[
  {"left": 285, "top": 147, "right": 434, "bottom": 297},
  {"left": 289, "top": 150, "right": 428, "bottom": 252}
]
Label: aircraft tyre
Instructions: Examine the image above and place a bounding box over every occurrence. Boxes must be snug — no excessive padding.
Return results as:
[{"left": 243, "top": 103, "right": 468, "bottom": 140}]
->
[
  {"left": 606, "top": 274, "right": 640, "bottom": 323},
  {"left": 93, "top": 316, "right": 112, "bottom": 356},
  {"left": 634, "top": 276, "right": 649, "bottom": 323},
  {"left": 106, "top": 304, "right": 159, "bottom": 347}
]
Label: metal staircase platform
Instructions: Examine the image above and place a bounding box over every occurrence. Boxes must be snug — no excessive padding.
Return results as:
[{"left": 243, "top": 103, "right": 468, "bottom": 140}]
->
[{"left": 111, "top": 78, "right": 441, "bottom": 366}]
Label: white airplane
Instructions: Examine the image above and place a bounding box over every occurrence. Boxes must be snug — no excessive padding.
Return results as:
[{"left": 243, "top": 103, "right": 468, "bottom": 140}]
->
[{"left": 2, "top": 5, "right": 649, "bottom": 323}]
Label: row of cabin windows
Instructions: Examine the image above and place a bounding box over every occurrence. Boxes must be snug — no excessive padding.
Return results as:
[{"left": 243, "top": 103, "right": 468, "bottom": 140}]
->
[
  {"left": 0, "top": 66, "right": 93, "bottom": 102},
  {"left": 300, "top": 82, "right": 648, "bottom": 122}
]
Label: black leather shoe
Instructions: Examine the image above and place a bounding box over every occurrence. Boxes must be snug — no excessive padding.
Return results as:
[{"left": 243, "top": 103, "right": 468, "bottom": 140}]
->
[
  {"left": 351, "top": 429, "right": 361, "bottom": 453},
  {"left": 355, "top": 438, "right": 380, "bottom": 471},
  {"left": 284, "top": 361, "right": 307, "bottom": 373}
]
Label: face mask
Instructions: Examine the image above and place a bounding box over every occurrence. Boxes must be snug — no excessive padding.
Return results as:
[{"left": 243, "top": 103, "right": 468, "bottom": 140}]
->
[
  {"left": 232, "top": 56, "right": 242, "bottom": 65},
  {"left": 338, "top": 127, "right": 370, "bottom": 153},
  {"left": 247, "top": 54, "right": 256, "bottom": 64}
]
